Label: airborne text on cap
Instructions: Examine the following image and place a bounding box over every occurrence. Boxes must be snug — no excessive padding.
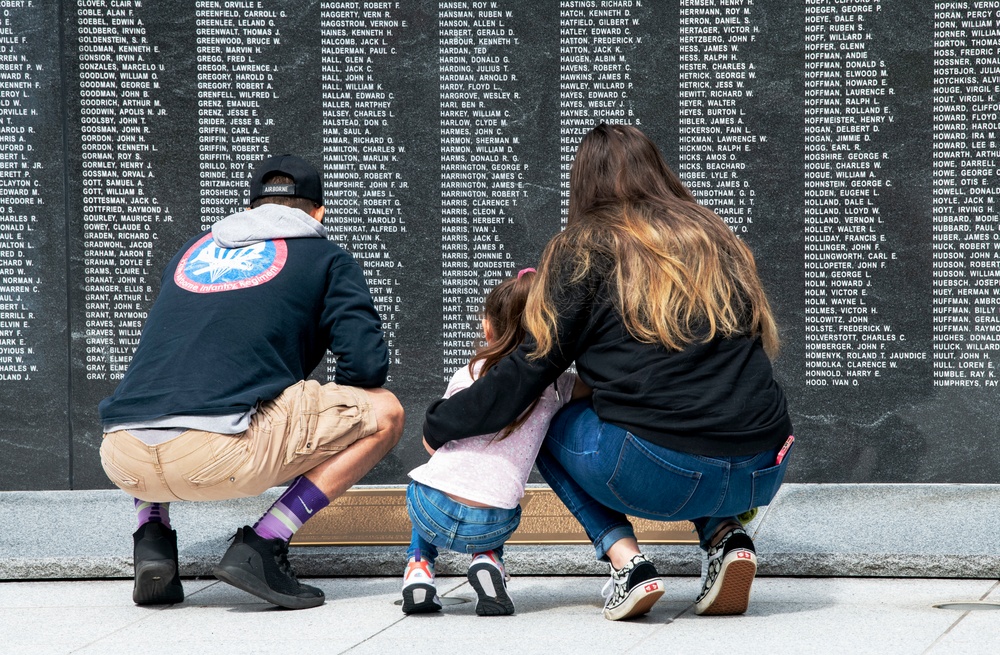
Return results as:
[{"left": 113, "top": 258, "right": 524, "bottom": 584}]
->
[{"left": 261, "top": 183, "right": 295, "bottom": 195}]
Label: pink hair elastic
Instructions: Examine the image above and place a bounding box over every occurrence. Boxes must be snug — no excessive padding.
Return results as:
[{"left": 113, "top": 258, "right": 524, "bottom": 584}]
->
[{"left": 518, "top": 267, "right": 536, "bottom": 279}]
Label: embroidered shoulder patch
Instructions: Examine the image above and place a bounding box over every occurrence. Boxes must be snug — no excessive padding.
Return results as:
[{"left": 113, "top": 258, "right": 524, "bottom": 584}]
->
[{"left": 174, "top": 234, "right": 287, "bottom": 294}]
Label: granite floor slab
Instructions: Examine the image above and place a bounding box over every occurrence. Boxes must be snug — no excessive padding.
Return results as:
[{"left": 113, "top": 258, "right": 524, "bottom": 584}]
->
[{"left": 1, "top": 577, "right": 997, "bottom": 655}]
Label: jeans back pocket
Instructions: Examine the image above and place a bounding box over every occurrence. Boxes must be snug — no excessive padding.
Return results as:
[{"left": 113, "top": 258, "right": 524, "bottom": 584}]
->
[
  {"left": 749, "top": 442, "right": 793, "bottom": 509},
  {"left": 608, "top": 434, "right": 702, "bottom": 519}
]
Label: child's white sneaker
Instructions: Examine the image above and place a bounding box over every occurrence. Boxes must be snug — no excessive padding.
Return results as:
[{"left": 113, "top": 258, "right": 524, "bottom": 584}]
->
[
  {"left": 401, "top": 558, "right": 442, "bottom": 614},
  {"left": 467, "top": 551, "right": 515, "bottom": 616}
]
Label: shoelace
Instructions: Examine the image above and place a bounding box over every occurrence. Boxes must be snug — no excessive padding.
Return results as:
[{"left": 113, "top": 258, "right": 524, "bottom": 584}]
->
[
  {"left": 600, "top": 576, "right": 616, "bottom": 601},
  {"left": 601, "top": 562, "right": 631, "bottom": 602}
]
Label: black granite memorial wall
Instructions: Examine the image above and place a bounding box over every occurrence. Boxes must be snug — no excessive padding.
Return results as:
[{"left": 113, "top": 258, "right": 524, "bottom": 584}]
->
[{"left": 2, "top": 1, "right": 998, "bottom": 490}]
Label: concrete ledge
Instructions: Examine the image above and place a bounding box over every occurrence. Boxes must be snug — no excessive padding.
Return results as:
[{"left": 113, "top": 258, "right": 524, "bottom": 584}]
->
[
  {"left": 750, "top": 483, "right": 1000, "bottom": 578},
  {"left": 1, "top": 484, "right": 997, "bottom": 580}
]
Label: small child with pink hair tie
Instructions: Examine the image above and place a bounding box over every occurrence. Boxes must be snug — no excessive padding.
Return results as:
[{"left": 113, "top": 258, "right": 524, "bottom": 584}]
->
[{"left": 400, "top": 267, "right": 588, "bottom": 616}]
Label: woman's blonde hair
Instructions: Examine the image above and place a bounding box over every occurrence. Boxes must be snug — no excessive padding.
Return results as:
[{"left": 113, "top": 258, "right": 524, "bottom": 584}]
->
[{"left": 525, "top": 124, "right": 779, "bottom": 358}]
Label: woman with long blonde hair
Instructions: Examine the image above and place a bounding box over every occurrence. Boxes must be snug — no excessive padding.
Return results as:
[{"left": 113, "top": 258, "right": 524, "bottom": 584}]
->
[{"left": 423, "top": 124, "right": 793, "bottom": 621}]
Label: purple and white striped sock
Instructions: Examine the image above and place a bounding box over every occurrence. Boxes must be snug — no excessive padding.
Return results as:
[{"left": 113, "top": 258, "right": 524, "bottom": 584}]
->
[
  {"left": 252, "top": 476, "right": 329, "bottom": 542},
  {"left": 134, "top": 498, "right": 170, "bottom": 529}
]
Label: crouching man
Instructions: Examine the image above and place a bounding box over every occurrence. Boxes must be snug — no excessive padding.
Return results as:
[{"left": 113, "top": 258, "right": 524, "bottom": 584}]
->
[{"left": 98, "top": 154, "right": 403, "bottom": 609}]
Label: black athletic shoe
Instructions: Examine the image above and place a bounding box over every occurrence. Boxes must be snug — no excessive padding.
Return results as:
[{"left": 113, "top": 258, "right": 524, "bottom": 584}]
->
[
  {"left": 601, "top": 554, "right": 664, "bottom": 620},
  {"left": 132, "top": 521, "right": 184, "bottom": 605},
  {"left": 212, "top": 526, "right": 325, "bottom": 610}
]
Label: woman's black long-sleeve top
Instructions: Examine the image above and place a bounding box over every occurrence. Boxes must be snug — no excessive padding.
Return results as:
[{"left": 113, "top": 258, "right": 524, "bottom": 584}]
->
[{"left": 423, "top": 267, "right": 792, "bottom": 456}]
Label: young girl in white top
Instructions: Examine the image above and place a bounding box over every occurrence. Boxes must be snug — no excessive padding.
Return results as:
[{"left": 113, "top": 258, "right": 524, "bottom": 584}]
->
[{"left": 401, "top": 268, "right": 588, "bottom": 615}]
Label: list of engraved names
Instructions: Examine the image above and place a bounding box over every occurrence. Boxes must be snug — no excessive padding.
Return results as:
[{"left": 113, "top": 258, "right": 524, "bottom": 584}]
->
[
  {"left": 320, "top": 1, "right": 408, "bottom": 382},
  {"left": 803, "top": 0, "right": 910, "bottom": 387},
  {"left": 933, "top": 1, "right": 1000, "bottom": 388},
  {"left": 79, "top": 1, "right": 165, "bottom": 382},
  {"left": 440, "top": 0, "right": 524, "bottom": 379},
  {"left": 559, "top": 0, "right": 640, "bottom": 218},
  {"left": 678, "top": 0, "right": 762, "bottom": 233},
  {"left": 196, "top": 0, "right": 284, "bottom": 227},
  {"left": 0, "top": 4, "right": 42, "bottom": 383}
]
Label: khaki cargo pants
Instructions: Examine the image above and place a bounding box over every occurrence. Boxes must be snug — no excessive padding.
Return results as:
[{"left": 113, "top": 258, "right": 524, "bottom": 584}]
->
[{"left": 100, "top": 380, "right": 377, "bottom": 502}]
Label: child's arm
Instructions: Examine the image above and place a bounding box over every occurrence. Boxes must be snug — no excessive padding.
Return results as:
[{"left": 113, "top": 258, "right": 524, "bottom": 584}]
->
[
  {"left": 570, "top": 375, "right": 592, "bottom": 401},
  {"left": 422, "top": 436, "right": 436, "bottom": 456}
]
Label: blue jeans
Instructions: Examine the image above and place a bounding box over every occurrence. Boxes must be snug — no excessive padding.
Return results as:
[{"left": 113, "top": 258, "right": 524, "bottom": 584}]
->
[
  {"left": 405, "top": 481, "right": 522, "bottom": 564},
  {"left": 536, "top": 400, "right": 792, "bottom": 560}
]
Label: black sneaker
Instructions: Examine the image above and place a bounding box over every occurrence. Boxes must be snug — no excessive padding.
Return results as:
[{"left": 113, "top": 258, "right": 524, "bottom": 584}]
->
[
  {"left": 212, "top": 526, "right": 325, "bottom": 610},
  {"left": 132, "top": 521, "right": 184, "bottom": 605},
  {"left": 694, "top": 525, "right": 757, "bottom": 616},
  {"left": 601, "top": 553, "right": 664, "bottom": 620}
]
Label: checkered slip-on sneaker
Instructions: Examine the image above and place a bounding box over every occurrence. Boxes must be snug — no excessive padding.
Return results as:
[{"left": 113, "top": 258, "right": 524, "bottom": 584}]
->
[
  {"left": 601, "top": 553, "right": 664, "bottom": 621},
  {"left": 694, "top": 526, "right": 757, "bottom": 616}
]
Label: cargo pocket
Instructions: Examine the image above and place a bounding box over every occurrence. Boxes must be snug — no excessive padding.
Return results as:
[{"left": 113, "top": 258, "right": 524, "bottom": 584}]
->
[
  {"left": 284, "top": 382, "right": 364, "bottom": 465},
  {"left": 101, "top": 453, "right": 146, "bottom": 494},
  {"left": 608, "top": 434, "right": 701, "bottom": 518},
  {"left": 186, "top": 437, "right": 252, "bottom": 488}
]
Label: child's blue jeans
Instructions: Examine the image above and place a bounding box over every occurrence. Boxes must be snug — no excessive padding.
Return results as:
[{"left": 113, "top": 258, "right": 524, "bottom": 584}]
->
[{"left": 405, "top": 481, "right": 522, "bottom": 563}]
